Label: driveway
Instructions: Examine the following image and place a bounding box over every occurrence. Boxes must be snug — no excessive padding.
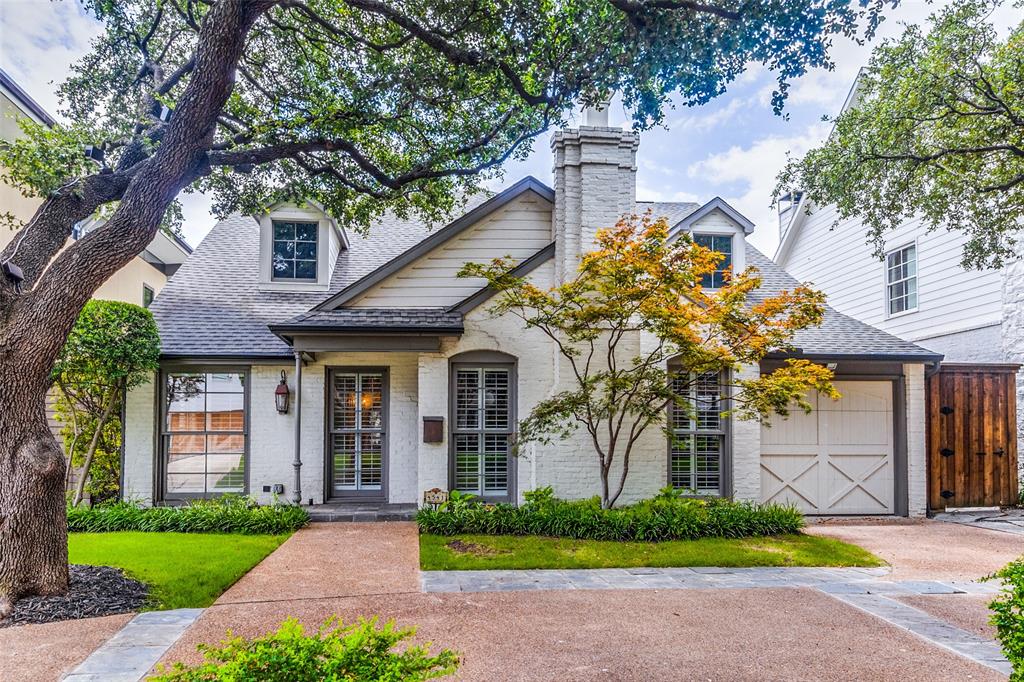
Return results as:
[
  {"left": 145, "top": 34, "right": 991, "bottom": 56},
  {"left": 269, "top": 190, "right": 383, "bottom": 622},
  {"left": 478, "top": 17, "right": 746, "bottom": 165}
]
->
[
  {"left": 806, "top": 517, "right": 1022, "bottom": 581},
  {"left": 149, "top": 520, "right": 1018, "bottom": 681}
]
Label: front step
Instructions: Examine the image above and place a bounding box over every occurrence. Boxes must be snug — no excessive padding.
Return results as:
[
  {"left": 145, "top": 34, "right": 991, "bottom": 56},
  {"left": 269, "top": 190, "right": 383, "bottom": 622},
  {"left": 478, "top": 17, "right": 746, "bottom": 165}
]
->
[{"left": 307, "top": 502, "right": 417, "bottom": 522}]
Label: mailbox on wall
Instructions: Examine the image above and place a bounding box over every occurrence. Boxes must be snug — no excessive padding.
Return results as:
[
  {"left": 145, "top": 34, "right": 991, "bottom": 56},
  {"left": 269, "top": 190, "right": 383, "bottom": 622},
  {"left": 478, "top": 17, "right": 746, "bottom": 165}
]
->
[{"left": 423, "top": 416, "right": 444, "bottom": 443}]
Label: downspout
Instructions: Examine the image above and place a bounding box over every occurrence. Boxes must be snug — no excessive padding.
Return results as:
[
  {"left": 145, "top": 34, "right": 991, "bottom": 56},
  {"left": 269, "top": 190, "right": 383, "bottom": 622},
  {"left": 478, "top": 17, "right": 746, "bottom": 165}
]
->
[{"left": 292, "top": 350, "right": 303, "bottom": 505}]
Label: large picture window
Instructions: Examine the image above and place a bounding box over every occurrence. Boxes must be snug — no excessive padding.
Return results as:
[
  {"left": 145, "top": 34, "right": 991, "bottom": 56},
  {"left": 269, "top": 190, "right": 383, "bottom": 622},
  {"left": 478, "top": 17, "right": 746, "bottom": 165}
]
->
[
  {"left": 886, "top": 244, "right": 917, "bottom": 315},
  {"left": 272, "top": 220, "right": 318, "bottom": 281},
  {"left": 162, "top": 371, "right": 247, "bottom": 498},
  {"left": 669, "top": 370, "right": 726, "bottom": 494},
  {"left": 451, "top": 363, "right": 514, "bottom": 500}
]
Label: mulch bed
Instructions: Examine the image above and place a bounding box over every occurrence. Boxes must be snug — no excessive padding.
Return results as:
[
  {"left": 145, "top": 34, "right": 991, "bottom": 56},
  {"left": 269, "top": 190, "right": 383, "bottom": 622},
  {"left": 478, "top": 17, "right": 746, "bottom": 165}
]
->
[{"left": 0, "top": 564, "right": 148, "bottom": 628}]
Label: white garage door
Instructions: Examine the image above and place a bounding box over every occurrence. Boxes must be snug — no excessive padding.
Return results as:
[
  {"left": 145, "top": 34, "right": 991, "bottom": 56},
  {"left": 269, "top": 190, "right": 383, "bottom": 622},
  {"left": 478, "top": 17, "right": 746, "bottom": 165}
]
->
[{"left": 760, "top": 381, "right": 894, "bottom": 515}]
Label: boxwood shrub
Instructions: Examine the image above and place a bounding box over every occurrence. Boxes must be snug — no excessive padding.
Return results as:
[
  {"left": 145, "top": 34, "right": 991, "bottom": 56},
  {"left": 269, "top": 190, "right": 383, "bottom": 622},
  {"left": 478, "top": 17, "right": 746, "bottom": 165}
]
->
[
  {"left": 151, "top": 616, "right": 458, "bottom": 682},
  {"left": 416, "top": 487, "right": 803, "bottom": 541},
  {"left": 987, "top": 557, "right": 1024, "bottom": 681},
  {"left": 67, "top": 496, "right": 310, "bottom": 535}
]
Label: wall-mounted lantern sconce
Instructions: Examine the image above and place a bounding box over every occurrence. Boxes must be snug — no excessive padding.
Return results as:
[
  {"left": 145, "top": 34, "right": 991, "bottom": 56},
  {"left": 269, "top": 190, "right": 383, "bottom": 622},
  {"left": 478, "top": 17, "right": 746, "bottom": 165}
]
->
[{"left": 275, "top": 370, "right": 290, "bottom": 414}]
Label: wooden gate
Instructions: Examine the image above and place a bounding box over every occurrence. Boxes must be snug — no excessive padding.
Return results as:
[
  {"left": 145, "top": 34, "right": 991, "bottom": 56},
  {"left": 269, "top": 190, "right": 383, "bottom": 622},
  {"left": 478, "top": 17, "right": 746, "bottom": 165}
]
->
[{"left": 927, "top": 364, "right": 1019, "bottom": 510}]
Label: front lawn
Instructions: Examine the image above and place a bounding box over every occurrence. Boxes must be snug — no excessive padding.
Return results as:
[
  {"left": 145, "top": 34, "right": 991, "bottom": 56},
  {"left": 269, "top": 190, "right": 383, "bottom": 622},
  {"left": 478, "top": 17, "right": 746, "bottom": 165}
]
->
[
  {"left": 69, "top": 532, "right": 289, "bottom": 609},
  {"left": 420, "top": 533, "right": 882, "bottom": 571}
]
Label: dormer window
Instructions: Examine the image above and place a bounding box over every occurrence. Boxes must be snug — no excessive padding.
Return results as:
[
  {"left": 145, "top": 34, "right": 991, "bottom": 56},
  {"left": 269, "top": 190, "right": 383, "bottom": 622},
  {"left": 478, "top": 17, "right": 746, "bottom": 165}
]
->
[
  {"left": 258, "top": 203, "right": 348, "bottom": 292},
  {"left": 273, "top": 221, "right": 318, "bottom": 281},
  {"left": 693, "top": 233, "right": 732, "bottom": 288}
]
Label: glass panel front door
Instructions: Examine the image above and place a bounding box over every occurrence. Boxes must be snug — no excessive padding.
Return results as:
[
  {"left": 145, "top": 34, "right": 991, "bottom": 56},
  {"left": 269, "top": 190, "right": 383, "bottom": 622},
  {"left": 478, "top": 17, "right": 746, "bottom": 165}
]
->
[{"left": 329, "top": 370, "right": 385, "bottom": 497}]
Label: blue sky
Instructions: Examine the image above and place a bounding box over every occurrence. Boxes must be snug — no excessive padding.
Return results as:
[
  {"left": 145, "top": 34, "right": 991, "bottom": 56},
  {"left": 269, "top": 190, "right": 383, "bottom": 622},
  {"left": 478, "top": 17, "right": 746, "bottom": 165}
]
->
[{"left": 1, "top": 1, "right": 1017, "bottom": 255}]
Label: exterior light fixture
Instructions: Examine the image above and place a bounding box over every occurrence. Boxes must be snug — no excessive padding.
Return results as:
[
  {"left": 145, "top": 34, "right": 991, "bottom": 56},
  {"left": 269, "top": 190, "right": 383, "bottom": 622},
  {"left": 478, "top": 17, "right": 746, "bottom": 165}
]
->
[{"left": 275, "top": 370, "right": 290, "bottom": 414}]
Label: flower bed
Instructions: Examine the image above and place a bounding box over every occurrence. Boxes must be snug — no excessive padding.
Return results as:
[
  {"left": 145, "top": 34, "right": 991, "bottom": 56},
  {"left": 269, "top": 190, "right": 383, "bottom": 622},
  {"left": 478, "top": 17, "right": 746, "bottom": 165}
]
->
[
  {"left": 416, "top": 487, "right": 803, "bottom": 542},
  {"left": 67, "top": 496, "right": 309, "bottom": 535}
]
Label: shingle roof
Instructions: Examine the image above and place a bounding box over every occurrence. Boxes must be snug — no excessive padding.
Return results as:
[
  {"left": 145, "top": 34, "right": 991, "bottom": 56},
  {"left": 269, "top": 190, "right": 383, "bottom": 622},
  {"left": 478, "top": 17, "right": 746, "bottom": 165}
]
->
[
  {"left": 150, "top": 180, "right": 937, "bottom": 362},
  {"left": 272, "top": 308, "right": 464, "bottom": 337},
  {"left": 636, "top": 201, "right": 700, "bottom": 226},
  {"left": 746, "top": 246, "right": 942, "bottom": 360}
]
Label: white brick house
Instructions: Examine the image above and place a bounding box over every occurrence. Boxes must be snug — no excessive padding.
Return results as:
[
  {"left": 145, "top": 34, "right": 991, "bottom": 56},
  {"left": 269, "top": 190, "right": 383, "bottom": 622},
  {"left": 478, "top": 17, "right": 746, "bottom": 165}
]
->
[{"left": 122, "top": 116, "right": 941, "bottom": 517}]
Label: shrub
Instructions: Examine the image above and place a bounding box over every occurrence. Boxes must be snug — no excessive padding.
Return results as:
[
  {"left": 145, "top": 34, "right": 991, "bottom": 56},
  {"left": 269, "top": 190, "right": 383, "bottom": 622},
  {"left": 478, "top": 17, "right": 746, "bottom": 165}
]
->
[
  {"left": 987, "top": 557, "right": 1024, "bottom": 681},
  {"left": 416, "top": 487, "right": 803, "bottom": 542},
  {"left": 150, "top": 616, "right": 459, "bottom": 682},
  {"left": 68, "top": 496, "right": 310, "bottom": 535}
]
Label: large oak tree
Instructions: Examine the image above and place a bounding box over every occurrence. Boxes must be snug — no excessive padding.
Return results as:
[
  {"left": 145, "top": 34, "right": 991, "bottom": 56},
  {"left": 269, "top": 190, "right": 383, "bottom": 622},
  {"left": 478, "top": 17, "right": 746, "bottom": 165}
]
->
[
  {"left": 0, "top": 0, "right": 890, "bottom": 614},
  {"left": 777, "top": 0, "right": 1023, "bottom": 269}
]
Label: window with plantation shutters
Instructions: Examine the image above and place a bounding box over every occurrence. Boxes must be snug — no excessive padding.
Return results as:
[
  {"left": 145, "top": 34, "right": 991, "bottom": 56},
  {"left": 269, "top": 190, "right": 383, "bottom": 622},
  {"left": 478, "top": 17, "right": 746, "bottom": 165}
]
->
[
  {"left": 669, "top": 370, "right": 726, "bottom": 494},
  {"left": 451, "top": 365, "right": 513, "bottom": 499}
]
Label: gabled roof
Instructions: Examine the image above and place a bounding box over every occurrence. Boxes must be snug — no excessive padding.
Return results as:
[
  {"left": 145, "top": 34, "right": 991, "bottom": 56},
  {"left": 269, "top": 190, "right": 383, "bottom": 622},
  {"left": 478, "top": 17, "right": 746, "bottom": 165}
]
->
[
  {"left": 0, "top": 68, "right": 55, "bottom": 127},
  {"left": 315, "top": 176, "right": 555, "bottom": 311},
  {"left": 671, "top": 197, "right": 755, "bottom": 236},
  {"left": 773, "top": 69, "right": 865, "bottom": 266}
]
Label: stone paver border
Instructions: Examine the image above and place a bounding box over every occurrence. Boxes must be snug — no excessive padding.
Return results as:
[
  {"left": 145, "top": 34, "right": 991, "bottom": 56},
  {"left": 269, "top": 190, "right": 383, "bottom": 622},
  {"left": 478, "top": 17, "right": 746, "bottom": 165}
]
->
[
  {"left": 63, "top": 608, "right": 203, "bottom": 682},
  {"left": 932, "top": 508, "right": 1024, "bottom": 536},
  {"left": 828, "top": 592, "right": 1011, "bottom": 676},
  {"left": 421, "top": 566, "right": 1005, "bottom": 595}
]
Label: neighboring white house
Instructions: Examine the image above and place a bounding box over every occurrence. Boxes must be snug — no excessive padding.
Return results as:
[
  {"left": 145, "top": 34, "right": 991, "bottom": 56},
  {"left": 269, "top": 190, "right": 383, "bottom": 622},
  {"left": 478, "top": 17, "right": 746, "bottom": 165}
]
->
[
  {"left": 122, "top": 113, "right": 941, "bottom": 517},
  {"left": 774, "top": 77, "right": 1024, "bottom": 491}
]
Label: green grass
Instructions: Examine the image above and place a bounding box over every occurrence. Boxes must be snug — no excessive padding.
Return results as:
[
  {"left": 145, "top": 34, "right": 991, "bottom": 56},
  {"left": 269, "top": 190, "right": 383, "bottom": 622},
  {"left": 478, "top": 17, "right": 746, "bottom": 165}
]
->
[
  {"left": 420, "top": 533, "right": 882, "bottom": 571},
  {"left": 69, "top": 532, "right": 289, "bottom": 609}
]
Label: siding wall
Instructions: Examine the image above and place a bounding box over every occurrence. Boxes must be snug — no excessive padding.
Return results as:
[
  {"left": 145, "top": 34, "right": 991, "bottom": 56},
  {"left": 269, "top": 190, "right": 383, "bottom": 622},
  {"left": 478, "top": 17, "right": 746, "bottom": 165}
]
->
[
  {"left": 350, "top": 192, "right": 553, "bottom": 308},
  {"left": 781, "top": 205, "right": 1003, "bottom": 347}
]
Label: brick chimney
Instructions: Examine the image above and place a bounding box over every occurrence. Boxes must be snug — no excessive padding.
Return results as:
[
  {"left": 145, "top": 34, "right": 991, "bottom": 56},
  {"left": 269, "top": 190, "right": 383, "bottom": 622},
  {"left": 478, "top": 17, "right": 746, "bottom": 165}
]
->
[{"left": 550, "top": 108, "right": 639, "bottom": 282}]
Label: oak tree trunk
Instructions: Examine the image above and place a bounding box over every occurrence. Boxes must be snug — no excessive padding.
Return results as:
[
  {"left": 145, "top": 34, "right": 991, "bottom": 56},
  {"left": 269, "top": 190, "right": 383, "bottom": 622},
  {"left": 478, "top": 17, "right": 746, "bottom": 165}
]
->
[{"left": 0, "top": 378, "right": 69, "bottom": 618}]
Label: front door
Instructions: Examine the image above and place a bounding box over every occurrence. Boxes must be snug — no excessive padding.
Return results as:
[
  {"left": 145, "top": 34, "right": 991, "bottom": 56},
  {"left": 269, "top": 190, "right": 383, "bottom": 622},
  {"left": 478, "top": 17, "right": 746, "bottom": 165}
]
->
[{"left": 328, "top": 369, "right": 387, "bottom": 499}]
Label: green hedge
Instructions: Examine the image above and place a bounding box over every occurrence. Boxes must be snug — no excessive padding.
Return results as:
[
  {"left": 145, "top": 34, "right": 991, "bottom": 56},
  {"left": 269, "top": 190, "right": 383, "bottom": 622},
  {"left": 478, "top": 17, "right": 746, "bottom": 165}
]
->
[
  {"left": 67, "top": 497, "right": 310, "bottom": 535},
  {"left": 988, "top": 557, "right": 1024, "bottom": 681},
  {"left": 416, "top": 487, "right": 803, "bottom": 542}
]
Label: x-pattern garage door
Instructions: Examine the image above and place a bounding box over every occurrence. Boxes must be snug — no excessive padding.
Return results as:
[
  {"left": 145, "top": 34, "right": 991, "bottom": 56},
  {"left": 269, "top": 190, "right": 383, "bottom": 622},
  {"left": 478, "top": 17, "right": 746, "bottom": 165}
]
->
[{"left": 760, "top": 381, "right": 894, "bottom": 515}]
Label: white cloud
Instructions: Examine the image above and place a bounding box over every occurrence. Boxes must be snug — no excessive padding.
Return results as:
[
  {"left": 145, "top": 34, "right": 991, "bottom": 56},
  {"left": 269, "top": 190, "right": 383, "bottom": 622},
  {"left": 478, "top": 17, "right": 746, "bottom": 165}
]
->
[
  {"left": 687, "top": 123, "right": 831, "bottom": 254},
  {"left": 0, "top": 1, "right": 102, "bottom": 119}
]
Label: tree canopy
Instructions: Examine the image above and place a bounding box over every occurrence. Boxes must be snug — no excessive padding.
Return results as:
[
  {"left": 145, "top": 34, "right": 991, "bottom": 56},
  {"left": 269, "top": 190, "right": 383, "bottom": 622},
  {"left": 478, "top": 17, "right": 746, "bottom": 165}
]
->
[
  {"left": 461, "top": 215, "right": 836, "bottom": 508},
  {"left": 777, "top": 0, "right": 1024, "bottom": 269},
  {"left": 2, "top": 0, "right": 893, "bottom": 237}
]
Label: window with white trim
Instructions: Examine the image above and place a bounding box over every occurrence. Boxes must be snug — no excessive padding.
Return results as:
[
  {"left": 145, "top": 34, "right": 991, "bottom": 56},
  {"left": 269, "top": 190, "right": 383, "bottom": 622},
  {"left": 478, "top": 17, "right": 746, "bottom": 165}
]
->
[
  {"left": 886, "top": 244, "right": 917, "bottom": 315},
  {"left": 669, "top": 370, "right": 726, "bottom": 494},
  {"left": 693, "top": 234, "right": 732, "bottom": 288}
]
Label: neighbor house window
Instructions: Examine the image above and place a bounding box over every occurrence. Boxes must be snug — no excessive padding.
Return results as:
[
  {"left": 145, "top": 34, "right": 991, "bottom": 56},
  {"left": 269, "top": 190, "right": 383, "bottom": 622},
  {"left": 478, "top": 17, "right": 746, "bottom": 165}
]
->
[
  {"left": 886, "top": 244, "right": 917, "bottom": 315},
  {"left": 162, "top": 371, "right": 247, "bottom": 498},
  {"left": 272, "top": 220, "right": 318, "bottom": 280},
  {"left": 142, "top": 284, "right": 155, "bottom": 308},
  {"left": 693, "top": 234, "right": 732, "bottom": 288},
  {"left": 451, "top": 363, "right": 514, "bottom": 500},
  {"left": 669, "top": 370, "right": 726, "bottom": 494}
]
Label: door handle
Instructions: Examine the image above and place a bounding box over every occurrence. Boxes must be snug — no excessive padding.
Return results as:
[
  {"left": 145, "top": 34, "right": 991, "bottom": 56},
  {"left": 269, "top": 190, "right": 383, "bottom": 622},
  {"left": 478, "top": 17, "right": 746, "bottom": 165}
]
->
[{"left": 994, "top": 448, "right": 1005, "bottom": 457}]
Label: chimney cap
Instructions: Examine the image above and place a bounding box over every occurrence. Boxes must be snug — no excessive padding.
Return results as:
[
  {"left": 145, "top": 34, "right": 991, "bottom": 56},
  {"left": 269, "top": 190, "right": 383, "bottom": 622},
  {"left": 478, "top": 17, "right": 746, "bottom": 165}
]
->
[{"left": 583, "top": 102, "right": 610, "bottom": 127}]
